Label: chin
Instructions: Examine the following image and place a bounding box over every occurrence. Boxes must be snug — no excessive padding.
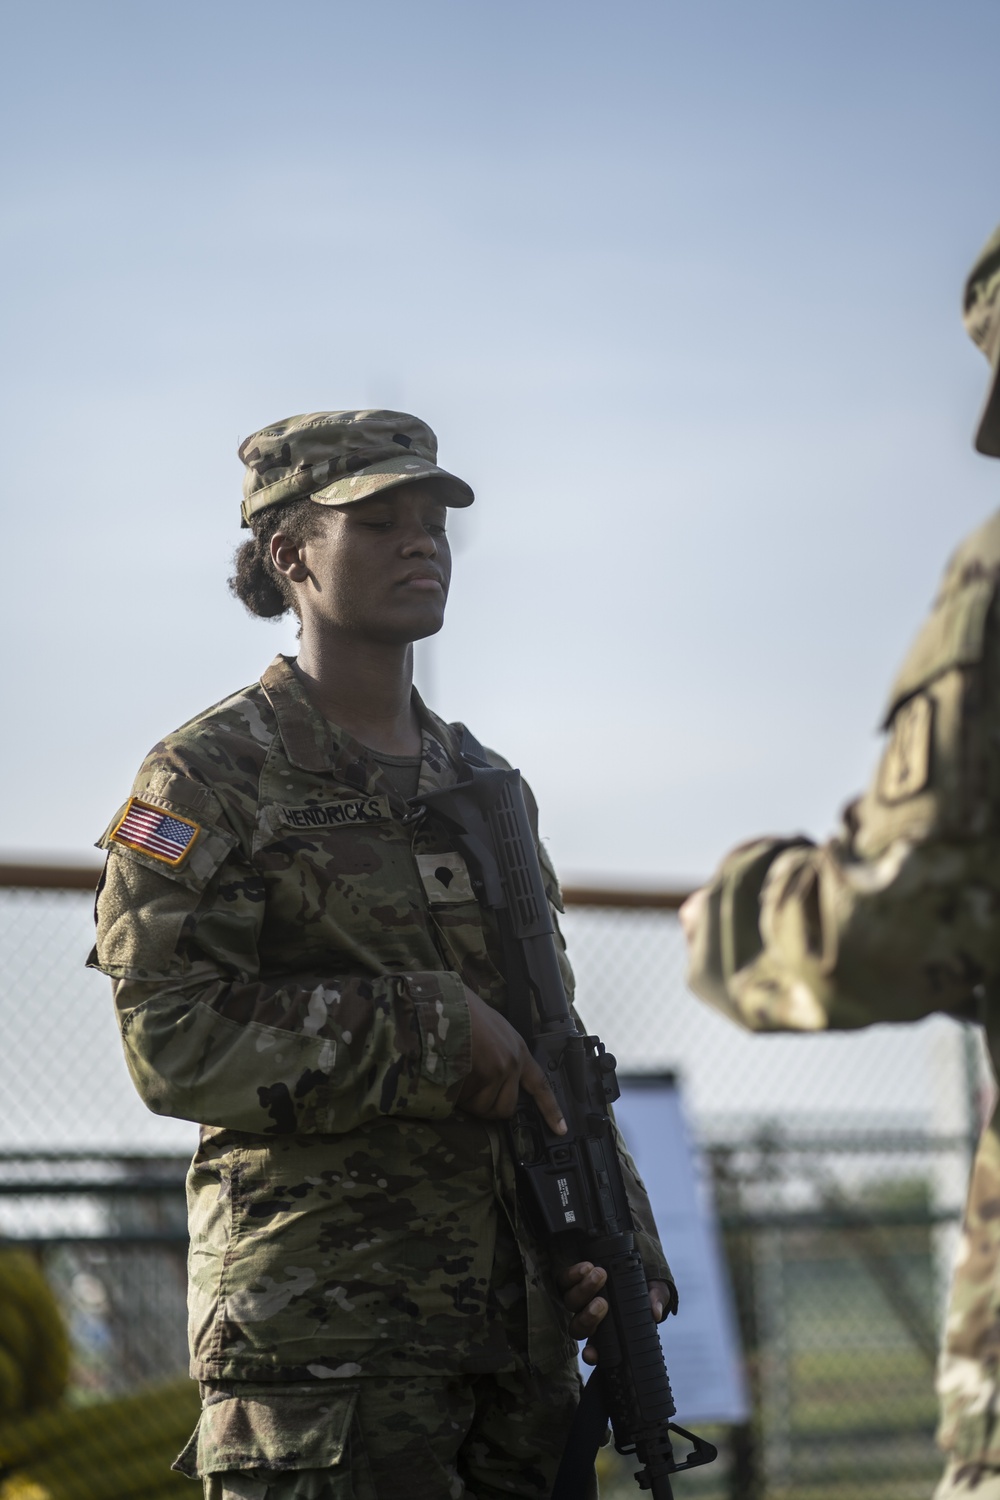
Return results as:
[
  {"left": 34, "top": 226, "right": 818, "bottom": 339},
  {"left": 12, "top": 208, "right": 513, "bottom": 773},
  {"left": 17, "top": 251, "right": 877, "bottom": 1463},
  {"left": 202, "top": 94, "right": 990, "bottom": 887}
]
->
[
  {"left": 369, "top": 609, "right": 446, "bottom": 646},
  {"left": 411, "top": 617, "right": 446, "bottom": 642},
  {"left": 399, "top": 605, "right": 447, "bottom": 643}
]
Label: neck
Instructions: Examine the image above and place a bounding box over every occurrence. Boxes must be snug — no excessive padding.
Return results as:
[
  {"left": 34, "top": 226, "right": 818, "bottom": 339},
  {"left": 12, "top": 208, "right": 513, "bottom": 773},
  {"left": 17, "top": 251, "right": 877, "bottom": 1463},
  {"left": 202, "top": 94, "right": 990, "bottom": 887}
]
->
[{"left": 293, "top": 630, "right": 422, "bottom": 756}]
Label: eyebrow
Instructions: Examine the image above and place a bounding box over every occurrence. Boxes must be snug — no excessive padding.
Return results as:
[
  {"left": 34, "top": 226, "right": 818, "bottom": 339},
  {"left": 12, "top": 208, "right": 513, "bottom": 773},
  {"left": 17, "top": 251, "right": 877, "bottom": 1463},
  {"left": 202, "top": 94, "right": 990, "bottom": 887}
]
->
[{"left": 356, "top": 501, "right": 448, "bottom": 516}]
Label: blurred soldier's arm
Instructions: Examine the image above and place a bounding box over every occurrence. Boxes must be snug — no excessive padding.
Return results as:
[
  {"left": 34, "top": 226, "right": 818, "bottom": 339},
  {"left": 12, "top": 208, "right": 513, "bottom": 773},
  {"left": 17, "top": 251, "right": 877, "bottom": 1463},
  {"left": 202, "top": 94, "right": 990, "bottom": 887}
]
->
[
  {"left": 684, "top": 514, "right": 1000, "bottom": 1033},
  {"left": 684, "top": 228, "right": 1000, "bottom": 1039}
]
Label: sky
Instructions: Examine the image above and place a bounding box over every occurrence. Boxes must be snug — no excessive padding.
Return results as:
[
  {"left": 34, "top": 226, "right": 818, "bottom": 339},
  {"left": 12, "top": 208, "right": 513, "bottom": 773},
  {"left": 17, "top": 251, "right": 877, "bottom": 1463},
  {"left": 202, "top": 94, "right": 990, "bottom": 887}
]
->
[{"left": 3, "top": 0, "right": 999, "bottom": 884}]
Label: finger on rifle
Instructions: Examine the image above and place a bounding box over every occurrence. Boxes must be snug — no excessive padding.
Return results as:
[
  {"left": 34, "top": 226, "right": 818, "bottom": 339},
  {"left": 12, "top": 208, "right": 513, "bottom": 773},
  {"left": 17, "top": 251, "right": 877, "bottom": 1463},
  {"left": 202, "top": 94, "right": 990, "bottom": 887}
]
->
[
  {"left": 561, "top": 1263, "right": 608, "bottom": 1314},
  {"left": 582, "top": 1341, "right": 598, "bottom": 1366},
  {"left": 569, "top": 1294, "right": 608, "bottom": 1342},
  {"left": 556, "top": 1261, "right": 594, "bottom": 1292},
  {"left": 521, "top": 1054, "right": 567, "bottom": 1135},
  {"left": 492, "top": 1072, "right": 524, "bottom": 1121},
  {"left": 457, "top": 1080, "right": 505, "bottom": 1120}
]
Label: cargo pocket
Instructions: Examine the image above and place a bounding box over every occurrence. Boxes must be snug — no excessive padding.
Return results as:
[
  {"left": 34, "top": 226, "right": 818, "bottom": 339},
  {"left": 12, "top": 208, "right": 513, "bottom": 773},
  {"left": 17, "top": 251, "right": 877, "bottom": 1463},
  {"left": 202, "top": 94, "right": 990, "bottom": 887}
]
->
[{"left": 173, "top": 1383, "right": 359, "bottom": 1495}]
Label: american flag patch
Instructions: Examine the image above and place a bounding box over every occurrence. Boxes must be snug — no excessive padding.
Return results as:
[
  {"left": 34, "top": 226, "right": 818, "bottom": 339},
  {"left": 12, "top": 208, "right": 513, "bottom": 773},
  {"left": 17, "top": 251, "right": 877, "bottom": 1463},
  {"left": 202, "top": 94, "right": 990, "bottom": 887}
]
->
[{"left": 111, "top": 799, "right": 200, "bottom": 866}]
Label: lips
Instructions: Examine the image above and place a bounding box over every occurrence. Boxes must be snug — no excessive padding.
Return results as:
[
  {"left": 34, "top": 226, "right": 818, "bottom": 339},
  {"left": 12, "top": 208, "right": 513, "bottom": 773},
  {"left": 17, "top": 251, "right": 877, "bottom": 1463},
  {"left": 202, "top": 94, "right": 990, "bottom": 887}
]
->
[{"left": 397, "top": 571, "right": 444, "bottom": 590}]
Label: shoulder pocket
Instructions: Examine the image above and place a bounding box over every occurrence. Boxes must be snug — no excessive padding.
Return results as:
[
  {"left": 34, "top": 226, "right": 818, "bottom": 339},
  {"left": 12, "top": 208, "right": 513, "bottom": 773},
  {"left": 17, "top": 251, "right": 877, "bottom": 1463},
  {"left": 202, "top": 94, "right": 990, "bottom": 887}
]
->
[
  {"left": 855, "top": 579, "right": 999, "bottom": 852},
  {"left": 94, "top": 776, "right": 242, "bottom": 979},
  {"left": 881, "top": 578, "right": 997, "bottom": 727},
  {"left": 98, "top": 772, "right": 237, "bottom": 896},
  {"left": 174, "top": 1383, "right": 358, "bottom": 1478}
]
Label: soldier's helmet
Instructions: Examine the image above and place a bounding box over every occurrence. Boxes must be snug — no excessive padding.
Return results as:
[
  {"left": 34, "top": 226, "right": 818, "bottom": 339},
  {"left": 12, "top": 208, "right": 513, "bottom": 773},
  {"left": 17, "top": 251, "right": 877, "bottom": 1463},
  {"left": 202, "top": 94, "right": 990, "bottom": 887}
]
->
[
  {"left": 964, "top": 227, "right": 1000, "bottom": 457},
  {"left": 237, "top": 410, "right": 474, "bottom": 527}
]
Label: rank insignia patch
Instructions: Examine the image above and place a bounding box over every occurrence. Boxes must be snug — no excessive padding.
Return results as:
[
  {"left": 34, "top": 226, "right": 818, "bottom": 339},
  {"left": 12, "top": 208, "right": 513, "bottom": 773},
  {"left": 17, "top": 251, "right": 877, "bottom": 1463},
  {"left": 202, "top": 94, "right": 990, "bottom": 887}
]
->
[
  {"left": 111, "top": 799, "right": 200, "bottom": 865},
  {"left": 416, "top": 851, "right": 476, "bottom": 904}
]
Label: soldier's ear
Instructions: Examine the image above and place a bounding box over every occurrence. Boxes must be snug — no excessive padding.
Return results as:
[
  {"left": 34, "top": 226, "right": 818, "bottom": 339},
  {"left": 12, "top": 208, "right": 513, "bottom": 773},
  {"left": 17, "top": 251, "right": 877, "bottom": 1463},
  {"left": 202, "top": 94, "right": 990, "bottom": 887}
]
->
[{"left": 270, "top": 532, "right": 310, "bottom": 584}]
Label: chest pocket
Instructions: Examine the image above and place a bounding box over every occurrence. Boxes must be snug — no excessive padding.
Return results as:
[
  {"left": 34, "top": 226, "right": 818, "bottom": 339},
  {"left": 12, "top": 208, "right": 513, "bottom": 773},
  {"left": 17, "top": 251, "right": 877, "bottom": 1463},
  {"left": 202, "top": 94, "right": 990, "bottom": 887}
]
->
[{"left": 253, "top": 757, "right": 444, "bottom": 974}]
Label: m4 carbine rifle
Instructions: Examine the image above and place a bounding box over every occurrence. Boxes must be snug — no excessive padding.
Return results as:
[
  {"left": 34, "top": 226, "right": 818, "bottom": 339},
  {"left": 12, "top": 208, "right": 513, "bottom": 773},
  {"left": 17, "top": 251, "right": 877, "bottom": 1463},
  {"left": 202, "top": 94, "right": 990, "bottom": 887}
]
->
[{"left": 414, "top": 732, "right": 717, "bottom": 1500}]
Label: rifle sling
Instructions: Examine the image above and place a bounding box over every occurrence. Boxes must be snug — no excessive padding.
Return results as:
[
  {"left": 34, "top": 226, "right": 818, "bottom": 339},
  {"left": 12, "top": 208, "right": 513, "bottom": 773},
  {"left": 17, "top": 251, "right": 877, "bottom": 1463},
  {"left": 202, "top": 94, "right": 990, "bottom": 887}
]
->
[{"left": 550, "top": 1370, "right": 609, "bottom": 1500}]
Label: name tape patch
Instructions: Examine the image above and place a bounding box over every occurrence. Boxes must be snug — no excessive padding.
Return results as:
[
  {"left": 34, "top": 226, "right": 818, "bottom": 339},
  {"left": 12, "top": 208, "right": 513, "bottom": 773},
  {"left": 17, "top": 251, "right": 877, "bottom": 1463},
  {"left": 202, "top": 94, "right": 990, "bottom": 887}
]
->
[
  {"left": 283, "top": 795, "right": 391, "bottom": 829},
  {"left": 111, "top": 798, "right": 200, "bottom": 866}
]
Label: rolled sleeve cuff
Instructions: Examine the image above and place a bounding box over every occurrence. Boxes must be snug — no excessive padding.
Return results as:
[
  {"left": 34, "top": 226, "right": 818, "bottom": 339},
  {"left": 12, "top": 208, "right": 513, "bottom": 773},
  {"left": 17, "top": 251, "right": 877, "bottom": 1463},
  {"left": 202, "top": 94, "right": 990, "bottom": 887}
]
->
[
  {"left": 633, "top": 1233, "right": 676, "bottom": 1309},
  {"left": 686, "top": 836, "right": 814, "bottom": 1022}
]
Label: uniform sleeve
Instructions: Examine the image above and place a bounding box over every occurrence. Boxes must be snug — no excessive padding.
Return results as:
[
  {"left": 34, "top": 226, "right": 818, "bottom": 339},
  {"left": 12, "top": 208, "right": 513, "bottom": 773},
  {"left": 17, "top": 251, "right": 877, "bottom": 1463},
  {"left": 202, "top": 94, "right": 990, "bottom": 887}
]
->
[
  {"left": 91, "top": 778, "right": 472, "bottom": 1137},
  {"left": 686, "top": 563, "right": 1000, "bottom": 1034},
  {"left": 611, "top": 1119, "right": 677, "bottom": 1305}
]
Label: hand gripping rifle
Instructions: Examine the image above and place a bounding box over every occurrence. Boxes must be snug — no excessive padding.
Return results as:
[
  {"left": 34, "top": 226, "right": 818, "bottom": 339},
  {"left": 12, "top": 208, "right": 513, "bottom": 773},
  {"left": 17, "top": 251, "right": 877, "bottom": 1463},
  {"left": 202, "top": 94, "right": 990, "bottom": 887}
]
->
[{"left": 413, "top": 732, "right": 717, "bottom": 1500}]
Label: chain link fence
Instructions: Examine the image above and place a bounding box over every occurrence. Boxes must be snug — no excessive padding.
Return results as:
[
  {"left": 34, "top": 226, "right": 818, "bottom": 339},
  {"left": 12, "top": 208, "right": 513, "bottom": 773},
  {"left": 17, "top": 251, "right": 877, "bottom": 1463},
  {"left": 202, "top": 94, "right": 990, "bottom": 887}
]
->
[
  {"left": 560, "top": 896, "right": 983, "bottom": 1500},
  {"left": 0, "top": 869, "right": 988, "bottom": 1499}
]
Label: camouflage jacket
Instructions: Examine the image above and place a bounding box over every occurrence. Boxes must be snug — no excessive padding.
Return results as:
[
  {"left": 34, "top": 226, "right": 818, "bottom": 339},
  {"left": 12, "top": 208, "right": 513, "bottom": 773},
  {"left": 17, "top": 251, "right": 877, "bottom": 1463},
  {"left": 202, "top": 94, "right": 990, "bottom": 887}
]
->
[
  {"left": 686, "top": 510, "right": 1000, "bottom": 1465},
  {"left": 90, "top": 655, "right": 670, "bottom": 1383}
]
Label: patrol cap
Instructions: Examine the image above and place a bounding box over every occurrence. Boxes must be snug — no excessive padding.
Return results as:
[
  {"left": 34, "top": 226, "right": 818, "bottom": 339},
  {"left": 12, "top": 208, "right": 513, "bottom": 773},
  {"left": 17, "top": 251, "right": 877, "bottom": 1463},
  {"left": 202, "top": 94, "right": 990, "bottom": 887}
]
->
[
  {"left": 238, "top": 409, "right": 474, "bottom": 527},
  {"left": 963, "top": 226, "right": 1000, "bottom": 458}
]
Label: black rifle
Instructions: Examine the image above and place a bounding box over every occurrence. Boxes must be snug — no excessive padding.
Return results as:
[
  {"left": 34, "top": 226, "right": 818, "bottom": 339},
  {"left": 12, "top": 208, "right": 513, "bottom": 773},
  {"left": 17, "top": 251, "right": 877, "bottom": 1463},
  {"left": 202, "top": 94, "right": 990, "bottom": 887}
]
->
[{"left": 413, "top": 732, "right": 717, "bottom": 1500}]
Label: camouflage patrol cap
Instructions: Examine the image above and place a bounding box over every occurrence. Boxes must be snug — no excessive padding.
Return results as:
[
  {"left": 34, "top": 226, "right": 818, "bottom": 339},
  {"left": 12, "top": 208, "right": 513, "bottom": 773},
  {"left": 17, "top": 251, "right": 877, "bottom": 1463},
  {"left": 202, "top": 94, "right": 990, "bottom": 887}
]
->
[
  {"left": 963, "top": 226, "right": 1000, "bottom": 458},
  {"left": 238, "top": 410, "right": 474, "bottom": 527}
]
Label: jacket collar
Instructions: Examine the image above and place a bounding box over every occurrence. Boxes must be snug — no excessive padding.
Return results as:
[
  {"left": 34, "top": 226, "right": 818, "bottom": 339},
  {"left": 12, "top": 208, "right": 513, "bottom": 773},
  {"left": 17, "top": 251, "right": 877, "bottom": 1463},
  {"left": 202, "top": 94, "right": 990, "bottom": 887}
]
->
[{"left": 259, "top": 654, "right": 462, "bottom": 804}]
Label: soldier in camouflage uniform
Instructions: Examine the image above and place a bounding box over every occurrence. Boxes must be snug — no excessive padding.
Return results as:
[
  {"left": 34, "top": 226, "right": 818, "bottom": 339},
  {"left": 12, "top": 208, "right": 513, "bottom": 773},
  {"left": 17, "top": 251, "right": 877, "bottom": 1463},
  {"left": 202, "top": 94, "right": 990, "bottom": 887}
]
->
[
  {"left": 90, "top": 410, "right": 673, "bottom": 1500},
  {"left": 668, "top": 229, "right": 1000, "bottom": 1496}
]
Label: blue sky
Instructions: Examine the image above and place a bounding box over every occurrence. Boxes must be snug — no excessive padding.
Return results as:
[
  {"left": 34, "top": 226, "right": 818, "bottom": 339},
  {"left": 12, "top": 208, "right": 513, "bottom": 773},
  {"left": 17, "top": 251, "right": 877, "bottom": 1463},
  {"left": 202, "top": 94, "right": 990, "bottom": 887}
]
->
[{"left": 3, "top": 0, "right": 999, "bottom": 881}]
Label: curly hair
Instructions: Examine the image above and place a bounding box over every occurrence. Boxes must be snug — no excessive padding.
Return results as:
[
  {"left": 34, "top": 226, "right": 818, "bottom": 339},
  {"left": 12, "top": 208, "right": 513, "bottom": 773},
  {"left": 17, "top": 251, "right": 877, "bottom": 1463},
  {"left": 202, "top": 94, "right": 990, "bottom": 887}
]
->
[{"left": 228, "top": 497, "right": 326, "bottom": 620}]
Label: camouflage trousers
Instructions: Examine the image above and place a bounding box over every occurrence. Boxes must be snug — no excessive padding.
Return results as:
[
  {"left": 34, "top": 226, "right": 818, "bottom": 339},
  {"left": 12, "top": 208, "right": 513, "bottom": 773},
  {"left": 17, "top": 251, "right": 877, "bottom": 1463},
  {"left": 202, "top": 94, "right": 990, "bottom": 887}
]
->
[
  {"left": 935, "top": 1460, "right": 1000, "bottom": 1498},
  {"left": 177, "top": 1360, "right": 595, "bottom": 1500}
]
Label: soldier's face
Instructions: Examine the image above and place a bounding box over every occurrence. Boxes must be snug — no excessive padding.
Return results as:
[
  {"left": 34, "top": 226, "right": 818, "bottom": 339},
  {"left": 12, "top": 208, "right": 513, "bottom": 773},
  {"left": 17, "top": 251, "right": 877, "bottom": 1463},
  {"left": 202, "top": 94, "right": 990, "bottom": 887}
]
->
[{"left": 277, "top": 482, "right": 452, "bottom": 645}]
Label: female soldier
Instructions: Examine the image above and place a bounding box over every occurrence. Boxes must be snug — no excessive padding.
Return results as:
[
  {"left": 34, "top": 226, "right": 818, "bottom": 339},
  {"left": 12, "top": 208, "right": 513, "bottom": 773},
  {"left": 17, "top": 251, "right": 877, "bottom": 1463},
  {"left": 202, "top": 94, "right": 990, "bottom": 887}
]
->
[{"left": 90, "top": 410, "right": 671, "bottom": 1500}]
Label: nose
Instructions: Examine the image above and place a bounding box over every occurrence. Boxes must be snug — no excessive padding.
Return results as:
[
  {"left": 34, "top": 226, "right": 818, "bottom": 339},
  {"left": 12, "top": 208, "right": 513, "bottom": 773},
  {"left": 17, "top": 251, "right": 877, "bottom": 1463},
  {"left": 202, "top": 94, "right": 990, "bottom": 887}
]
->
[{"left": 400, "top": 521, "right": 438, "bottom": 557}]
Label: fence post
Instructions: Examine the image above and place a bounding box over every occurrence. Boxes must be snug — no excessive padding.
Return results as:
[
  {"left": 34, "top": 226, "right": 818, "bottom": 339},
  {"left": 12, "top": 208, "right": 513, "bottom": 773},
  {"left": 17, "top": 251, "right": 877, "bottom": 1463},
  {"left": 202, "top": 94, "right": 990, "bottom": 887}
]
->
[{"left": 710, "top": 1146, "right": 766, "bottom": 1500}]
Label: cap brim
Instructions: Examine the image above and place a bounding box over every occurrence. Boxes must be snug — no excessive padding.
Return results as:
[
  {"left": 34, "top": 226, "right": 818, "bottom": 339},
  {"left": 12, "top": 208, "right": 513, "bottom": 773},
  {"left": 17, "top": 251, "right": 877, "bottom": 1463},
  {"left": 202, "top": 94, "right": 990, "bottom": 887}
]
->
[
  {"left": 311, "top": 455, "right": 474, "bottom": 507},
  {"left": 975, "top": 365, "right": 1000, "bottom": 457}
]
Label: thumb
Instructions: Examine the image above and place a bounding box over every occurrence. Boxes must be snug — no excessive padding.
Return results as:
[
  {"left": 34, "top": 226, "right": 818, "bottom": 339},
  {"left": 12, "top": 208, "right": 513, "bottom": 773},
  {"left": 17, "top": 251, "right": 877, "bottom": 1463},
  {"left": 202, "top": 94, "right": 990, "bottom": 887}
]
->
[{"left": 678, "top": 886, "right": 708, "bottom": 943}]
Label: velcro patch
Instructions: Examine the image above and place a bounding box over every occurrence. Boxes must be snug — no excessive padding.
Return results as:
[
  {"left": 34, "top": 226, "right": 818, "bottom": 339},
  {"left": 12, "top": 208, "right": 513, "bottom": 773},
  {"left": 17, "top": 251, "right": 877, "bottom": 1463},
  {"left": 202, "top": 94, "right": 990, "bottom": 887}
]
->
[
  {"left": 878, "top": 694, "right": 934, "bottom": 804},
  {"left": 111, "top": 798, "right": 200, "bottom": 866},
  {"left": 416, "top": 851, "right": 476, "bottom": 904},
  {"left": 282, "top": 795, "right": 391, "bottom": 829}
]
